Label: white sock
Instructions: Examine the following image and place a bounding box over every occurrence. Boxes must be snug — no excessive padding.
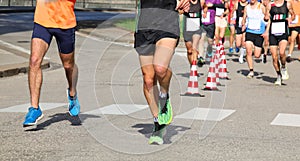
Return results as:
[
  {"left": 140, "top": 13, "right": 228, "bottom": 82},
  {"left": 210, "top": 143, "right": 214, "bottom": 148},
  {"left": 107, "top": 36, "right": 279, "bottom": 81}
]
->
[
  {"left": 240, "top": 48, "right": 246, "bottom": 56},
  {"left": 154, "top": 117, "right": 158, "bottom": 122},
  {"left": 159, "top": 91, "right": 167, "bottom": 98}
]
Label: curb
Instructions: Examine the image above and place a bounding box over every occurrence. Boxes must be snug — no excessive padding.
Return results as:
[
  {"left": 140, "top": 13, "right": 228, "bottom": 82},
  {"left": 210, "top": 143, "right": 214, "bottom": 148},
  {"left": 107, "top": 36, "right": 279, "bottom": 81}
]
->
[{"left": 0, "top": 61, "right": 50, "bottom": 78}]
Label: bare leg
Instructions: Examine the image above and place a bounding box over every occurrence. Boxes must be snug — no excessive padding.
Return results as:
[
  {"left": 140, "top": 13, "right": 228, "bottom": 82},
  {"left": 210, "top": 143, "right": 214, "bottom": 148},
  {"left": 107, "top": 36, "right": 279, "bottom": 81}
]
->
[
  {"left": 270, "top": 45, "right": 280, "bottom": 71},
  {"left": 154, "top": 38, "right": 177, "bottom": 94},
  {"left": 59, "top": 52, "right": 78, "bottom": 97},
  {"left": 245, "top": 41, "right": 254, "bottom": 70},
  {"left": 29, "top": 38, "right": 49, "bottom": 108},
  {"left": 139, "top": 56, "right": 159, "bottom": 118},
  {"left": 185, "top": 41, "right": 193, "bottom": 64}
]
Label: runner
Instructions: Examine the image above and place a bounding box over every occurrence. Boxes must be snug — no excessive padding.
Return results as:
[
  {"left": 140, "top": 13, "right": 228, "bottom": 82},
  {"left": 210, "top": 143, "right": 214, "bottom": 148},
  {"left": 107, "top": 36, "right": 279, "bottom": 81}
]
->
[
  {"left": 183, "top": 0, "right": 206, "bottom": 67},
  {"left": 233, "top": 0, "right": 248, "bottom": 63},
  {"left": 265, "top": 0, "right": 294, "bottom": 85},
  {"left": 287, "top": 0, "right": 300, "bottom": 63},
  {"left": 207, "top": 0, "right": 229, "bottom": 45},
  {"left": 23, "top": 0, "right": 80, "bottom": 127},
  {"left": 134, "top": 0, "right": 190, "bottom": 145},
  {"left": 242, "top": 0, "right": 267, "bottom": 78},
  {"left": 261, "top": 0, "right": 271, "bottom": 64},
  {"left": 228, "top": 0, "right": 237, "bottom": 54},
  {"left": 200, "top": 0, "right": 217, "bottom": 61}
]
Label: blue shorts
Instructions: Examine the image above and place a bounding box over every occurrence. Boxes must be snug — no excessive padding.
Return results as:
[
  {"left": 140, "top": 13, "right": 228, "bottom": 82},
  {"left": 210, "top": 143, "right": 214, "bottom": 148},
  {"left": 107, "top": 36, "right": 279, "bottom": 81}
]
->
[{"left": 32, "top": 23, "right": 75, "bottom": 54}]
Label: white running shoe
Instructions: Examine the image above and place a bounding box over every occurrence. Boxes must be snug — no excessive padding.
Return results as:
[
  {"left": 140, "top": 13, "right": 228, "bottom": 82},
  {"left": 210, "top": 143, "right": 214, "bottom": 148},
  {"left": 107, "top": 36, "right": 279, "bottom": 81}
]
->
[
  {"left": 274, "top": 75, "right": 282, "bottom": 86},
  {"left": 281, "top": 68, "right": 289, "bottom": 80},
  {"left": 239, "top": 54, "right": 244, "bottom": 64},
  {"left": 247, "top": 71, "right": 254, "bottom": 78}
]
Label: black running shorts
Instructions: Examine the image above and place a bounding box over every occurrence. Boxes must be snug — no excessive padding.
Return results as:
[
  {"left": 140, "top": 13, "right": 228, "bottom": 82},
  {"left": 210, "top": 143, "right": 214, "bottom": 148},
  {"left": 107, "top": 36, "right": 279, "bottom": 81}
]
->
[
  {"left": 245, "top": 32, "right": 264, "bottom": 48},
  {"left": 269, "top": 33, "right": 288, "bottom": 46}
]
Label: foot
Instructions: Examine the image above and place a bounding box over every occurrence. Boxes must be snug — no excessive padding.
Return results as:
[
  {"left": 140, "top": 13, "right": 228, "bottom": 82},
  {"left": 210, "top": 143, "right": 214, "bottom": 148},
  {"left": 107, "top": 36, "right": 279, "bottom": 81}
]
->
[
  {"left": 263, "top": 54, "right": 267, "bottom": 64},
  {"left": 286, "top": 56, "right": 292, "bottom": 63},
  {"left": 274, "top": 75, "right": 282, "bottom": 86},
  {"left": 235, "top": 47, "right": 240, "bottom": 53},
  {"left": 158, "top": 94, "right": 173, "bottom": 125},
  {"left": 281, "top": 68, "right": 289, "bottom": 80},
  {"left": 247, "top": 71, "right": 254, "bottom": 78},
  {"left": 23, "top": 106, "right": 43, "bottom": 127},
  {"left": 67, "top": 89, "right": 80, "bottom": 116},
  {"left": 239, "top": 54, "right": 244, "bottom": 64},
  {"left": 197, "top": 56, "right": 205, "bottom": 67},
  {"left": 148, "top": 122, "right": 166, "bottom": 145},
  {"left": 229, "top": 47, "right": 234, "bottom": 54}
]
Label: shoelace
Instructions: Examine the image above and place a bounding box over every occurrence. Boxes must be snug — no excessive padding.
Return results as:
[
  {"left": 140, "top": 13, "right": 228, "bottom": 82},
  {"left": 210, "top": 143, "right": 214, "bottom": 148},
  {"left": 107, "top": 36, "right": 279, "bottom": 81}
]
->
[{"left": 25, "top": 107, "right": 37, "bottom": 119}]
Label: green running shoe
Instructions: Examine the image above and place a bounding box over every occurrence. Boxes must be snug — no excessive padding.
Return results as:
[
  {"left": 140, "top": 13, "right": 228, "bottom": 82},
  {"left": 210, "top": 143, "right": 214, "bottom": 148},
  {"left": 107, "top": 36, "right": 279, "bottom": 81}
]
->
[
  {"left": 148, "top": 122, "right": 166, "bottom": 145},
  {"left": 158, "top": 94, "right": 173, "bottom": 125}
]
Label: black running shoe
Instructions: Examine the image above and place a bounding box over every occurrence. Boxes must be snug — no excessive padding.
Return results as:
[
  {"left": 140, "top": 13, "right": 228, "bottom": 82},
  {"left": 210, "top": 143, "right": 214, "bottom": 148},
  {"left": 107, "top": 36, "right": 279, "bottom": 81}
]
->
[
  {"left": 263, "top": 54, "right": 267, "bottom": 64},
  {"left": 286, "top": 56, "right": 292, "bottom": 63},
  {"left": 197, "top": 56, "right": 205, "bottom": 67}
]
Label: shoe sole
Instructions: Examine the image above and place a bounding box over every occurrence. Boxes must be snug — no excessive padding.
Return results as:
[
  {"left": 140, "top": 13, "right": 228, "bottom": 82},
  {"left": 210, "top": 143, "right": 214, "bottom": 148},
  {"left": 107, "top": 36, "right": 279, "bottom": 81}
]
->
[
  {"left": 282, "top": 75, "right": 289, "bottom": 80},
  {"left": 23, "top": 114, "right": 44, "bottom": 127},
  {"left": 69, "top": 110, "right": 79, "bottom": 117},
  {"left": 148, "top": 136, "right": 163, "bottom": 145}
]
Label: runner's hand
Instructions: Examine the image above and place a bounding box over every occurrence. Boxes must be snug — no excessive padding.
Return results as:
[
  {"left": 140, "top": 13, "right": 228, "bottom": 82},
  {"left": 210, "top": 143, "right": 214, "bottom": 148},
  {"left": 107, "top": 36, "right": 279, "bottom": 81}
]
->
[{"left": 176, "top": 0, "right": 191, "bottom": 13}]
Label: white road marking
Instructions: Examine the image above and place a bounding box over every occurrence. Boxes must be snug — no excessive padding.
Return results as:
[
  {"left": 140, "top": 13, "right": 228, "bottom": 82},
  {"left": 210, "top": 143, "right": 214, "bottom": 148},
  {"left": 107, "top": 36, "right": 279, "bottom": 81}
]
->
[
  {"left": 83, "top": 104, "right": 148, "bottom": 115},
  {"left": 175, "top": 107, "right": 235, "bottom": 121},
  {"left": 0, "top": 103, "right": 67, "bottom": 113},
  {"left": 0, "top": 39, "right": 50, "bottom": 60},
  {"left": 271, "top": 113, "right": 300, "bottom": 127}
]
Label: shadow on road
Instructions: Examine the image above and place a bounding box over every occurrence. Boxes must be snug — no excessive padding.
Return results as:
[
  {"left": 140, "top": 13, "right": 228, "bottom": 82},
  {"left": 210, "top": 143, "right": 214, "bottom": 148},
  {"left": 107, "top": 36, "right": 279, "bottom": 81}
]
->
[
  {"left": 25, "top": 113, "right": 100, "bottom": 131},
  {"left": 132, "top": 123, "right": 190, "bottom": 144}
]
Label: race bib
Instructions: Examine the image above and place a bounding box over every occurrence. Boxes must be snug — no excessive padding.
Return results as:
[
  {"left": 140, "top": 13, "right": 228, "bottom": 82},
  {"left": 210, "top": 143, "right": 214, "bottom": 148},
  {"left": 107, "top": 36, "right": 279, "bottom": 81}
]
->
[
  {"left": 271, "top": 22, "right": 285, "bottom": 35},
  {"left": 186, "top": 18, "right": 200, "bottom": 31},
  {"left": 248, "top": 19, "right": 260, "bottom": 30},
  {"left": 216, "top": 8, "right": 224, "bottom": 16},
  {"left": 202, "top": 11, "right": 211, "bottom": 23},
  {"left": 239, "top": 17, "right": 243, "bottom": 28},
  {"left": 291, "top": 15, "right": 299, "bottom": 24},
  {"left": 232, "top": 12, "right": 237, "bottom": 19}
]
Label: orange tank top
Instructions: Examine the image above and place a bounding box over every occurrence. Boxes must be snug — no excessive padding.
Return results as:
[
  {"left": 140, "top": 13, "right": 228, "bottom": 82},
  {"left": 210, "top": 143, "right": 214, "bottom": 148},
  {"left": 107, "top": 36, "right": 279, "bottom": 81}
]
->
[
  {"left": 34, "top": 0, "right": 76, "bottom": 29},
  {"left": 290, "top": 0, "right": 300, "bottom": 27}
]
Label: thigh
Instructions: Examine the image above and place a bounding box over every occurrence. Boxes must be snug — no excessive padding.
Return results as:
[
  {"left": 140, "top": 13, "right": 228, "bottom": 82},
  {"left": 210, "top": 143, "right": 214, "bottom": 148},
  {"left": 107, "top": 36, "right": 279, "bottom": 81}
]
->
[
  {"left": 236, "top": 34, "right": 243, "bottom": 46},
  {"left": 53, "top": 28, "right": 76, "bottom": 54},
  {"left": 139, "top": 55, "right": 155, "bottom": 76},
  {"left": 278, "top": 39, "right": 288, "bottom": 54},
  {"left": 153, "top": 38, "right": 178, "bottom": 68},
  {"left": 32, "top": 23, "right": 53, "bottom": 45}
]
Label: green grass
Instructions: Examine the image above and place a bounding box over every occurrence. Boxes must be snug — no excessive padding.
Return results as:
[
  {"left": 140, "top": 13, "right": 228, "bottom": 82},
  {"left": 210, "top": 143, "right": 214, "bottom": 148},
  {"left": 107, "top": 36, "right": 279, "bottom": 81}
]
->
[
  {"left": 114, "top": 18, "right": 136, "bottom": 32},
  {"left": 114, "top": 18, "right": 231, "bottom": 37}
]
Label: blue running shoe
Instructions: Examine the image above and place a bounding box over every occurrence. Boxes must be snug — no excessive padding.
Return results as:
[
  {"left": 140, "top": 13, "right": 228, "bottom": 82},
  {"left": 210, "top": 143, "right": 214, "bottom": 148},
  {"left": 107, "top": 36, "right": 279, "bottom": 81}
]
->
[
  {"left": 229, "top": 47, "right": 234, "bottom": 53},
  {"left": 67, "top": 89, "right": 80, "bottom": 116},
  {"left": 235, "top": 47, "right": 240, "bottom": 53},
  {"left": 23, "top": 106, "right": 43, "bottom": 127}
]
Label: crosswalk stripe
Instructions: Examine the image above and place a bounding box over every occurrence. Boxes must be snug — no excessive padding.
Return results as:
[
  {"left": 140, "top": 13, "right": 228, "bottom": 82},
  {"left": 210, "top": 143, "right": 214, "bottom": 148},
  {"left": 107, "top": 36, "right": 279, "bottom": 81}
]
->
[
  {"left": 271, "top": 113, "right": 300, "bottom": 127},
  {"left": 175, "top": 107, "right": 235, "bottom": 121},
  {"left": 0, "top": 103, "right": 67, "bottom": 113},
  {"left": 83, "top": 104, "right": 148, "bottom": 115}
]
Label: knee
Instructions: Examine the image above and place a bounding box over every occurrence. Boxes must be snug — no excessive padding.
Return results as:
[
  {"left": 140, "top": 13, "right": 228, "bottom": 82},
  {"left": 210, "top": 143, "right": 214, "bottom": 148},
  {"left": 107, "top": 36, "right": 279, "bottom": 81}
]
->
[
  {"left": 187, "top": 49, "right": 193, "bottom": 55},
  {"left": 63, "top": 61, "right": 75, "bottom": 71},
  {"left": 154, "top": 65, "right": 168, "bottom": 78},
  {"left": 143, "top": 76, "right": 155, "bottom": 91},
  {"left": 29, "top": 55, "right": 42, "bottom": 69}
]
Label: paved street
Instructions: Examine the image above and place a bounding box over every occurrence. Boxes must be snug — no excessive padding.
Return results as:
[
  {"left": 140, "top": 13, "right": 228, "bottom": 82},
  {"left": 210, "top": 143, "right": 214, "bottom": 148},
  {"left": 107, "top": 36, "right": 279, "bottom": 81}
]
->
[{"left": 0, "top": 11, "right": 300, "bottom": 161}]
